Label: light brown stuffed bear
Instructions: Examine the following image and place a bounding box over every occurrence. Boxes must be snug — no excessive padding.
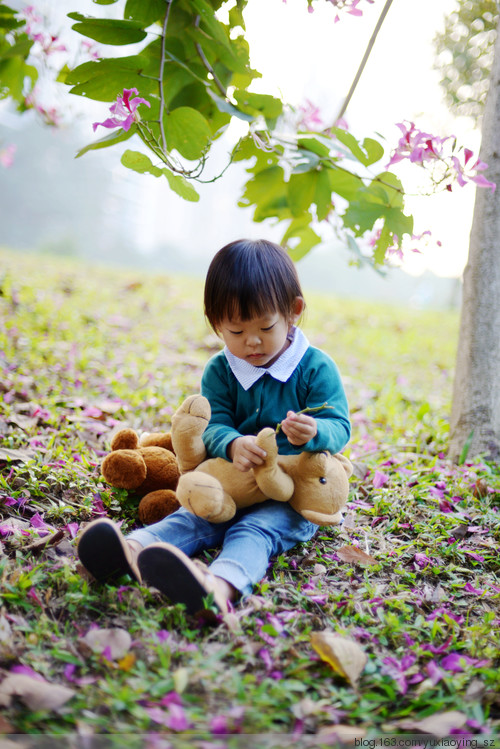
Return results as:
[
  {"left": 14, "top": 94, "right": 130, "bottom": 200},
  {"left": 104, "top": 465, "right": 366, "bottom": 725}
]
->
[
  {"left": 101, "top": 428, "right": 180, "bottom": 524},
  {"left": 170, "top": 395, "right": 352, "bottom": 526}
]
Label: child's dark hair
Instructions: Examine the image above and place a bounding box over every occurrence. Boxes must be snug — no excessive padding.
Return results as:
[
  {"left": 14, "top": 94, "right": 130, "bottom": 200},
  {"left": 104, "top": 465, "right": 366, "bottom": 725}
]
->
[{"left": 204, "top": 239, "right": 304, "bottom": 331}]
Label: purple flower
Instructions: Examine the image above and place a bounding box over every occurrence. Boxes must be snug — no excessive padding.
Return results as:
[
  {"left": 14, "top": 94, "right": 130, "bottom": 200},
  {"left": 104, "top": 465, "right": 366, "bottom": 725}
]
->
[
  {"left": 441, "top": 652, "right": 490, "bottom": 672},
  {"left": 413, "top": 552, "right": 433, "bottom": 569},
  {"left": 425, "top": 659, "right": 445, "bottom": 685},
  {"left": 373, "top": 470, "right": 389, "bottom": 489},
  {"left": 381, "top": 653, "right": 422, "bottom": 695},
  {"left": 93, "top": 88, "right": 150, "bottom": 132}
]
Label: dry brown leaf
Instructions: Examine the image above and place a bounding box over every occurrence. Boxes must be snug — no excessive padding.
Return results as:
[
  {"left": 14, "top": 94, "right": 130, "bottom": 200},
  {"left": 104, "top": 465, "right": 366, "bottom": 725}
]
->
[
  {"left": 23, "top": 529, "right": 65, "bottom": 554},
  {"left": 337, "top": 545, "right": 378, "bottom": 566},
  {"left": 317, "top": 724, "right": 367, "bottom": 742},
  {"left": 0, "top": 673, "right": 75, "bottom": 711},
  {"left": 0, "top": 447, "right": 35, "bottom": 463},
  {"left": 311, "top": 631, "right": 367, "bottom": 686},
  {"left": 82, "top": 627, "right": 132, "bottom": 660},
  {"left": 395, "top": 710, "right": 467, "bottom": 737}
]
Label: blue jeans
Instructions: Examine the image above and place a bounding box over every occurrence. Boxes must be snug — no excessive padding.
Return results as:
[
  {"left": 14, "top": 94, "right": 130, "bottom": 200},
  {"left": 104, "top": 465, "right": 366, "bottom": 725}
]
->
[{"left": 127, "top": 501, "right": 318, "bottom": 597}]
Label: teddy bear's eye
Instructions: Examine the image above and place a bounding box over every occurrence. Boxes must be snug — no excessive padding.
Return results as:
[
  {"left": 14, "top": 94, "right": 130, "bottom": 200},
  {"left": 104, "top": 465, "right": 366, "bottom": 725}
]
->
[{"left": 319, "top": 477, "right": 327, "bottom": 484}]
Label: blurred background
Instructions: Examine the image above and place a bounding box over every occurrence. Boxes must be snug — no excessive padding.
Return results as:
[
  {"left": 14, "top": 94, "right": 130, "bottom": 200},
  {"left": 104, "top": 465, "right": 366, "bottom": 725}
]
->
[{"left": 0, "top": 0, "right": 478, "bottom": 309}]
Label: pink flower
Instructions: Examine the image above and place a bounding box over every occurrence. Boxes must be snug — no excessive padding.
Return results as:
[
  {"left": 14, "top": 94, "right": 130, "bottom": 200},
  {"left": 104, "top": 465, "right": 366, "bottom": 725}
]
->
[
  {"left": 381, "top": 653, "right": 423, "bottom": 695},
  {"left": 0, "top": 144, "right": 16, "bottom": 168},
  {"left": 93, "top": 88, "right": 151, "bottom": 133},
  {"left": 413, "top": 552, "right": 433, "bottom": 569},
  {"left": 372, "top": 470, "right": 389, "bottom": 489},
  {"left": 297, "top": 99, "right": 323, "bottom": 131},
  {"left": 387, "top": 121, "right": 496, "bottom": 192}
]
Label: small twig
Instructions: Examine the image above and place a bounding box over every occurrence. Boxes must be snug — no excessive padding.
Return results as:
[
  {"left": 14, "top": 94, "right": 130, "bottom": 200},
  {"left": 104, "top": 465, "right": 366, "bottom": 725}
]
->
[
  {"left": 194, "top": 15, "right": 228, "bottom": 98},
  {"left": 159, "top": 0, "right": 174, "bottom": 153},
  {"left": 275, "top": 403, "right": 336, "bottom": 434},
  {"left": 335, "top": 0, "right": 394, "bottom": 123}
]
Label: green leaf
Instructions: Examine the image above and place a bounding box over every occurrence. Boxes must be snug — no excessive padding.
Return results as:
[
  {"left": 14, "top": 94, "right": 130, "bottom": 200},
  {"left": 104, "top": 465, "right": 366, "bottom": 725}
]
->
[
  {"left": 0, "top": 57, "right": 36, "bottom": 101},
  {"left": 76, "top": 127, "right": 134, "bottom": 158},
  {"left": 327, "top": 168, "right": 364, "bottom": 201},
  {"left": 120, "top": 149, "right": 200, "bottom": 201},
  {"left": 164, "top": 107, "right": 211, "bottom": 160},
  {"left": 68, "top": 14, "right": 148, "bottom": 45},
  {"left": 314, "top": 168, "right": 333, "bottom": 221},
  {"left": 93, "top": 0, "right": 120, "bottom": 5},
  {"left": 459, "top": 430, "right": 475, "bottom": 466},
  {"left": 239, "top": 165, "right": 289, "bottom": 221},
  {"left": 121, "top": 149, "right": 163, "bottom": 176},
  {"left": 288, "top": 171, "right": 318, "bottom": 218},
  {"left": 0, "top": 4, "right": 23, "bottom": 30},
  {"left": 233, "top": 90, "right": 283, "bottom": 119},
  {"left": 163, "top": 169, "right": 200, "bottom": 202},
  {"left": 373, "top": 223, "right": 392, "bottom": 265},
  {"left": 331, "top": 127, "right": 384, "bottom": 167},
  {"left": 189, "top": 0, "right": 232, "bottom": 50},
  {"left": 205, "top": 89, "right": 254, "bottom": 122},
  {"left": 298, "top": 136, "right": 331, "bottom": 158},
  {"left": 372, "top": 171, "right": 405, "bottom": 208},
  {"left": 124, "top": 0, "right": 165, "bottom": 27},
  {"left": 0, "top": 35, "right": 33, "bottom": 60},
  {"left": 66, "top": 56, "right": 158, "bottom": 102},
  {"left": 282, "top": 216, "right": 321, "bottom": 261},
  {"left": 361, "top": 137, "right": 385, "bottom": 166}
]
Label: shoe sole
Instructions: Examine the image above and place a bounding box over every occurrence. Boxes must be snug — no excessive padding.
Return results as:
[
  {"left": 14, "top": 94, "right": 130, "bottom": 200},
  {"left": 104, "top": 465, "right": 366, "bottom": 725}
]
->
[
  {"left": 138, "top": 543, "right": 225, "bottom": 615},
  {"left": 77, "top": 518, "right": 140, "bottom": 583}
]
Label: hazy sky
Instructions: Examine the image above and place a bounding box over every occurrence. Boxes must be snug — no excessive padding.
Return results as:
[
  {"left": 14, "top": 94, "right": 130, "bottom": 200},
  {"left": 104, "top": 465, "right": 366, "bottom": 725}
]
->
[{"left": 241, "top": 0, "right": 479, "bottom": 278}]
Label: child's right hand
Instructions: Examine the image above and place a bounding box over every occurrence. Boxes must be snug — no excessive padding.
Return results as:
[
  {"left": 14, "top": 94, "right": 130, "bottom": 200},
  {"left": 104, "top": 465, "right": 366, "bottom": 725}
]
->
[{"left": 228, "top": 436, "right": 267, "bottom": 472}]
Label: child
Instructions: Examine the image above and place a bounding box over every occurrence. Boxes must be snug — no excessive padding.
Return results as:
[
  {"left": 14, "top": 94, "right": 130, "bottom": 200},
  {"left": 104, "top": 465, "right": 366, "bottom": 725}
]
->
[{"left": 77, "top": 239, "right": 351, "bottom": 615}]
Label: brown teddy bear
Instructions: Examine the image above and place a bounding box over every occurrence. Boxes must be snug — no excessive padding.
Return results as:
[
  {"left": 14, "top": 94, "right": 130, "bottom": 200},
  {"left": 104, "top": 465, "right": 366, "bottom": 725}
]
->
[
  {"left": 101, "top": 428, "right": 180, "bottom": 524},
  {"left": 170, "top": 395, "right": 352, "bottom": 526}
]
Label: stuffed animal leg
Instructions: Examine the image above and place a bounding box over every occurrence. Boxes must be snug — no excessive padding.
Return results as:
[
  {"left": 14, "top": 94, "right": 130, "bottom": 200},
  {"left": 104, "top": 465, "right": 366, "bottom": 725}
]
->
[
  {"left": 171, "top": 394, "right": 210, "bottom": 473},
  {"left": 253, "top": 428, "right": 294, "bottom": 502}
]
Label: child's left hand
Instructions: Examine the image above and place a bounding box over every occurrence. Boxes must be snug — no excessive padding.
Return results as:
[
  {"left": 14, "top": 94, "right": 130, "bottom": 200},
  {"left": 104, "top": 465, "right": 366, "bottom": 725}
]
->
[{"left": 281, "top": 411, "right": 317, "bottom": 446}]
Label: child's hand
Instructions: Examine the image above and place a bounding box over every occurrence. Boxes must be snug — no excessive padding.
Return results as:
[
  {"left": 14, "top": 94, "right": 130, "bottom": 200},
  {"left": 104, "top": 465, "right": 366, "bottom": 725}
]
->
[
  {"left": 281, "top": 411, "right": 317, "bottom": 446},
  {"left": 229, "top": 436, "right": 267, "bottom": 472}
]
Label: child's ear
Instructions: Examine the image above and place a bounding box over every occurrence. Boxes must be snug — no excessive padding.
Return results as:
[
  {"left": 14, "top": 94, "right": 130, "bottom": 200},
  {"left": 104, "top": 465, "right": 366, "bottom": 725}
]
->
[{"left": 290, "top": 296, "right": 305, "bottom": 323}]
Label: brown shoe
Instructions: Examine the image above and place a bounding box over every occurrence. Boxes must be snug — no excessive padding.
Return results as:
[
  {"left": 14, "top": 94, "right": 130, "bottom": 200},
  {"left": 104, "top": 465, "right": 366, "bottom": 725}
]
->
[
  {"left": 137, "top": 542, "right": 228, "bottom": 615},
  {"left": 77, "top": 518, "right": 141, "bottom": 583}
]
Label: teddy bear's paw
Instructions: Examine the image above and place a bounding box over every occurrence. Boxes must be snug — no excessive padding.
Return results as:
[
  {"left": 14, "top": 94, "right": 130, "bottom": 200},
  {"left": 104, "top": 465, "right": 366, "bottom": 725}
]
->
[
  {"left": 101, "top": 449, "right": 147, "bottom": 490},
  {"left": 177, "top": 473, "right": 236, "bottom": 523},
  {"left": 110, "top": 429, "right": 139, "bottom": 451},
  {"left": 176, "top": 394, "right": 211, "bottom": 421},
  {"left": 138, "top": 490, "right": 180, "bottom": 525},
  {"left": 255, "top": 427, "right": 278, "bottom": 462},
  {"left": 172, "top": 395, "right": 211, "bottom": 438}
]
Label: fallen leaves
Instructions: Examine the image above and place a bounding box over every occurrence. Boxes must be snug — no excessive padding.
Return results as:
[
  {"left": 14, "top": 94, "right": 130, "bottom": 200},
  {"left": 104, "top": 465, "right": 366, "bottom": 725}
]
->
[
  {"left": 336, "top": 545, "right": 378, "bottom": 566},
  {"left": 0, "top": 671, "right": 75, "bottom": 711},
  {"left": 81, "top": 627, "right": 132, "bottom": 661},
  {"left": 388, "top": 710, "right": 468, "bottom": 737},
  {"left": 311, "top": 631, "right": 367, "bottom": 686}
]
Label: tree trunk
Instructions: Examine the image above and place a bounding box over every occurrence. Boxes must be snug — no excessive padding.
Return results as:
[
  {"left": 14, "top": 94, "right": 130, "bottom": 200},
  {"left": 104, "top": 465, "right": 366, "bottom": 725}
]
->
[{"left": 449, "top": 22, "right": 500, "bottom": 462}]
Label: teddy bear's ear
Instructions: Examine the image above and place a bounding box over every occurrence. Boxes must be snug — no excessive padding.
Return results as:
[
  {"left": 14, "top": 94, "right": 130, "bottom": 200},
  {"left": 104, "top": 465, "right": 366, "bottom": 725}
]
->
[
  {"left": 111, "top": 429, "right": 139, "bottom": 451},
  {"left": 335, "top": 453, "right": 353, "bottom": 478}
]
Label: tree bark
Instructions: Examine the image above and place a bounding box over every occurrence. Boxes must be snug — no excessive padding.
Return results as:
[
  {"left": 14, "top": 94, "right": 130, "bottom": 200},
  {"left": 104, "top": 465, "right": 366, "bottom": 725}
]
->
[{"left": 449, "top": 21, "right": 500, "bottom": 462}]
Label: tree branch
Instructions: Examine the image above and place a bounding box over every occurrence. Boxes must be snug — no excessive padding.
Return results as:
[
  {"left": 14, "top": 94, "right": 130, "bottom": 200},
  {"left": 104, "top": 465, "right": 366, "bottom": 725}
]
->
[
  {"left": 194, "top": 15, "right": 228, "bottom": 98},
  {"left": 159, "top": 0, "right": 173, "bottom": 152},
  {"left": 335, "top": 0, "right": 394, "bottom": 123}
]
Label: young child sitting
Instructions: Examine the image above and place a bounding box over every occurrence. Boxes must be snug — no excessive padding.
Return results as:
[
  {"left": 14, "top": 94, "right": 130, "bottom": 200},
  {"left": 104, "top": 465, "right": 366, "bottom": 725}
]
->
[{"left": 78, "top": 238, "right": 351, "bottom": 615}]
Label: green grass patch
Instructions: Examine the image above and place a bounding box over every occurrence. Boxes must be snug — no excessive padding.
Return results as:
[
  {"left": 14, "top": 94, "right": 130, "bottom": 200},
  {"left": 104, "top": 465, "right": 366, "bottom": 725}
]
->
[{"left": 0, "top": 248, "right": 499, "bottom": 738}]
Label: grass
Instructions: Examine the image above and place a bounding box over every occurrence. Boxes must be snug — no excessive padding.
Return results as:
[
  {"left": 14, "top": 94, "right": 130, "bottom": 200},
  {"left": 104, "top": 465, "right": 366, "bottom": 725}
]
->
[{"left": 0, "top": 247, "right": 499, "bottom": 744}]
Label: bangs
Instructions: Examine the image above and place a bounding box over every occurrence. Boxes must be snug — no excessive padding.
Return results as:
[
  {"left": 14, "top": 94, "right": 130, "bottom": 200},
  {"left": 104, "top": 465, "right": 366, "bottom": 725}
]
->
[{"left": 204, "top": 239, "right": 303, "bottom": 330}]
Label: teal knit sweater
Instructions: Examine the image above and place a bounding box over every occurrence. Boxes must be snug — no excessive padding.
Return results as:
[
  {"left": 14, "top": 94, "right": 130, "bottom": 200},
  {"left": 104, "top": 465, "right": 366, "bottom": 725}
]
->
[{"left": 201, "top": 345, "right": 350, "bottom": 459}]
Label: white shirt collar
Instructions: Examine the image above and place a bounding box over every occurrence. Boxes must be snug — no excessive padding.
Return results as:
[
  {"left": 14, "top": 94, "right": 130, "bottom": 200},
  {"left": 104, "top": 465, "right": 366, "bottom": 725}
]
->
[{"left": 223, "top": 326, "right": 310, "bottom": 391}]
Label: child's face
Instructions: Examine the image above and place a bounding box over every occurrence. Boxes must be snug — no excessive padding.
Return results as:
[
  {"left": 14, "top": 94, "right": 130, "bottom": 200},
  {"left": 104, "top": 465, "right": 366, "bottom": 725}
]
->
[{"left": 218, "top": 298, "right": 304, "bottom": 368}]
